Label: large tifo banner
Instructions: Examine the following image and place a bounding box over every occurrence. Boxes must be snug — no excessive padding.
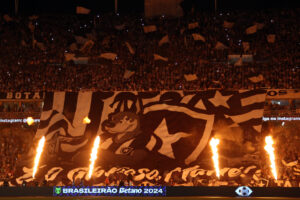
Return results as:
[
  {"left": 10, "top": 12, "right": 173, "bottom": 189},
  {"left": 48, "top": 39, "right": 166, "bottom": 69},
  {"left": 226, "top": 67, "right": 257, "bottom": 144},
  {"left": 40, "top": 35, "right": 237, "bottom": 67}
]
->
[
  {"left": 14, "top": 90, "right": 267, "bottom": 186},
  {"left": 1, "top": 90, "right": 300, "bottom": 100}
]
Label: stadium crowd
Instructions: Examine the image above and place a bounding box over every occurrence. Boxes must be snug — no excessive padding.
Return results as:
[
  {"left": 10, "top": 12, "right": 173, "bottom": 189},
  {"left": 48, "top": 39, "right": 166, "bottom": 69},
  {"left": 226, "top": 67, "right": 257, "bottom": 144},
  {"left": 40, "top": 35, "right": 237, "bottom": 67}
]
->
[
  {"left": 0, "top": 8, "right": 299, "bottom": 91},
  {"left": 0, "top": 8, "right": 300, "bottom": 187},
  {"left": 0, "top": 124, "right": 36, "bottom": 182},
  {"left": 0, "top": 119, "right": 300, "bottom": 187}
]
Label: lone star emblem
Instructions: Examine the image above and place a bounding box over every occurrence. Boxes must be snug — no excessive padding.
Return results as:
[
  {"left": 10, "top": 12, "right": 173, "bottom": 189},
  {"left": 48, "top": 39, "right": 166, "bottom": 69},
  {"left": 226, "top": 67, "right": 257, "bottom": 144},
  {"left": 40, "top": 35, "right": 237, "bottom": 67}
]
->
[
  {"left": 154, "top": 118, "right": 190, "bottom": 159},
  {"left": 209, "top": 91, "right": 232, "bottom": 109}
]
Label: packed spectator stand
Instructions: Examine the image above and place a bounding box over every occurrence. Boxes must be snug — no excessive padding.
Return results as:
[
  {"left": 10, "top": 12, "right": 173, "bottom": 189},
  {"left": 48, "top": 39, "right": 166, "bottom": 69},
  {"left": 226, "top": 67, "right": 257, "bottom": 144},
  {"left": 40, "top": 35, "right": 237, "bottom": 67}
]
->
[
  {"left": 0, "top": 8, "right": 300, "bottom": 187},
  {"left": 0, "top": 8, "right": 299, "bottom": 92}
]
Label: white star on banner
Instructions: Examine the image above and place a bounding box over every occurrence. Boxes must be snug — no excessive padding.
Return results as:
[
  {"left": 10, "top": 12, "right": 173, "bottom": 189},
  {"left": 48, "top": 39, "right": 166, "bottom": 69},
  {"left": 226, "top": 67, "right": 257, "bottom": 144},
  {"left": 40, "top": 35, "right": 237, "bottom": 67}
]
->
[
  {"left": 153, "top": 118, "right": 190, "bottom": 159},
  {"left": 209, "top": 91, "right": 232, "bottom": 109}
]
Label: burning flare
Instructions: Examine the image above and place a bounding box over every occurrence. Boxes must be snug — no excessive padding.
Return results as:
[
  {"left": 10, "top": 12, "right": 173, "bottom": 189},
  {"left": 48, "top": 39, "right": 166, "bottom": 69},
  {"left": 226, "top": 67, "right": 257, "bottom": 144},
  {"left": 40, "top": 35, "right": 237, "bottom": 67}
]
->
[
  {"left": 88, "top": 136, "right": 100, "bottom": 179},
  {"left": 264, "top": 136, "right": 277, "bottom": 180},
  {"left": 27, "top": 117, "right": 34, "bottom": 126},
  {"left": 210, "top": 137, "right": 220, "bottom": 178},
  {"left": 83, "top": 116, "right": 91, "bottom": 124},
  {"left": 32, "top": 136, "right": 45, "bottom": 178}
]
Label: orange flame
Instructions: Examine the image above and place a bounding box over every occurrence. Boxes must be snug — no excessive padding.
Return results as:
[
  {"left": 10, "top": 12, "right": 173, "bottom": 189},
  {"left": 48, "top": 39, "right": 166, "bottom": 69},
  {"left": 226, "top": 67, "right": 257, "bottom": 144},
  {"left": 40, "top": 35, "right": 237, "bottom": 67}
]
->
[
  {"left": 264, "top": 136, "right": 277, "bottom": 180},
  {"left": 83, "top": 116, "right": 91, "bottom": 124},
  {"left": 32, "top": 136, "right": 45, "bottom": 178},
  {"left": 210, "top": 137, "right": 220, "bottom": 178},
  {"left": 27, "top": 117, "right": 34, "bottom": 126},
  {"left": 88, "top": 136, "right": 100, "bottom": 179}
]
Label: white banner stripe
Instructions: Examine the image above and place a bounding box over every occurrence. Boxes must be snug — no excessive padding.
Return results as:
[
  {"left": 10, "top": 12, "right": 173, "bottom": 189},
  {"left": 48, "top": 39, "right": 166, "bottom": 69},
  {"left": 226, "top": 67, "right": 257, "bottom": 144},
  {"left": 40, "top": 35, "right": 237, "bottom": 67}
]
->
[
  {"left": 52, "top": 92, "right": 66, "bottom": 113},
  {"left": 70, "top": 91, "right": 92, "bottom": 137},
  {"left": 241, "top": 93, "right": 266, "bottom": 107},
  {"left": 225, "top": 109, "right": 264, "bottom": 124},
  {"left": 40, "top": 92, "right": 65, "bottom": 121},
  {"left": 143, "top": 104, "right": 214, "bottom": 165}
]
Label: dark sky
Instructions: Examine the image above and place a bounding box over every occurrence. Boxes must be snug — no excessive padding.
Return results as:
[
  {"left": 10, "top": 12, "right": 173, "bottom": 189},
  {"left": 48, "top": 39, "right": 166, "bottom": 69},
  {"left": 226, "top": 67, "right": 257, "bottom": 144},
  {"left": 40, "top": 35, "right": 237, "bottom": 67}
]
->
[{"left": 0, "top": 0, "right": 299, "bottom": 15}]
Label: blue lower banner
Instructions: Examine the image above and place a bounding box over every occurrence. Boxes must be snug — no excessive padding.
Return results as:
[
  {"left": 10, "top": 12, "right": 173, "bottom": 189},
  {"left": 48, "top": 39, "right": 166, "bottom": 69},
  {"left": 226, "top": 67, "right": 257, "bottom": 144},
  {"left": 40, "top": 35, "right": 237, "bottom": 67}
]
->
[{"left": 53, "top": 186, "right": 166, "bottom": 197}]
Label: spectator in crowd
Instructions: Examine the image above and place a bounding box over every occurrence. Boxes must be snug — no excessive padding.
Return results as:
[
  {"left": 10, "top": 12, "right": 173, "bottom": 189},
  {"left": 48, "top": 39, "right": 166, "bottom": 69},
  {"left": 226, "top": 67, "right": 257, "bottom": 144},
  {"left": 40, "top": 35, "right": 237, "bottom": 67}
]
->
[{"left": 0, "top": 9, "right": 299, "bottom": 92}]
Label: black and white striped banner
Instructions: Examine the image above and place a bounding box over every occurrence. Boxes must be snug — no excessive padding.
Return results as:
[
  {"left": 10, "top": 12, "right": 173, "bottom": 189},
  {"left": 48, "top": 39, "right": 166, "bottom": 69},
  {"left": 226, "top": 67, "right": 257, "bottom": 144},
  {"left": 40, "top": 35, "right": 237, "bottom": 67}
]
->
[{"left": 15, "top": 90, "right": 266, "bottom": 183}]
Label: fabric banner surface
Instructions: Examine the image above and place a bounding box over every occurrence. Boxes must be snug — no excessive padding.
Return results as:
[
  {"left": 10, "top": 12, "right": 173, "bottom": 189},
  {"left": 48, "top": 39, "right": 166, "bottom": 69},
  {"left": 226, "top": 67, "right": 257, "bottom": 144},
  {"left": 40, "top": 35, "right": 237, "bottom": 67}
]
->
[
  {"left": 184, "top": 74, "right": 198, "bottom": 81},
  {"left": 13, "top": 90, "right": 267, "bottom": 185},
  {"left": 76, "top": 6, "right": 91, "bottom": 14},
  {"left": 154, "top": 54, "right": 168, "bottom": 61},
  {"left": 100, "top": 53, "right": 117, "bottom": 60},
  {"left": 214, "top": 42, "right": 228, "bottom": 50},
  {"left": 158, "top": 35, "right": 169, "bottom": 46},
  {"left": 143, "top": 25, "right": 157, "bottom": 33},
  {"left": 248, "top": 75, "right": 264, "bottom": 83},
  {"left": 245, "top": 25, "right": 257, "bottom": 35},
  {"left": 192, "top": 34, "right": 205, "bottom": 42},
  {"left": 125, "top": 42, "right": 135, "bottom": 55}
]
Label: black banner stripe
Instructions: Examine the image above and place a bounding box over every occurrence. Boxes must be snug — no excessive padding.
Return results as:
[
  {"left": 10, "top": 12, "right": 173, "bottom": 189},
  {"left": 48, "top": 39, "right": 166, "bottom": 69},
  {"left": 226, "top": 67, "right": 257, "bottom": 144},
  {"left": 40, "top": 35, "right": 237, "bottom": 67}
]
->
[
  {"left": 62, "top": 92, "right": 78, "bottom": 125},
  {"left": 42, "top": 92, "right": 54, "bottom": 111}
]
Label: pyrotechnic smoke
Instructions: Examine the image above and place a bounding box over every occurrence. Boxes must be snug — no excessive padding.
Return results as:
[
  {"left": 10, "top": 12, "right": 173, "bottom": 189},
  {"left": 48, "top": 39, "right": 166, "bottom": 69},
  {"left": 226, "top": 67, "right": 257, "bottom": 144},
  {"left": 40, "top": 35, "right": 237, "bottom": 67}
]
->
[
  {"left": 210, "top": 137, "right": 220, "bottom": 178},
  {"left": 264, "top": 136, "right": 277, "bottom": 180},
  {"left": 32, "top": 136, "right": 45, "bottom": 178},
  {"left": 88, "top": 136, "right": 100, "bottom": 179}
]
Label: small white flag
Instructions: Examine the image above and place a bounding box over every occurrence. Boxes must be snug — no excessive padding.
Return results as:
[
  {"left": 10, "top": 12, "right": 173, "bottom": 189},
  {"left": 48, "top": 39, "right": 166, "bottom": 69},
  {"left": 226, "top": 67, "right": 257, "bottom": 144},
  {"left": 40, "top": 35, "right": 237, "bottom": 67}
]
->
[
  {"left": 214, "top": 41, "right": 228, "bottom": 50},
  {"left": 100, "top": 53, "right": 117, "bottom": 60},
  {"left": 80, "top": 40, "right": 94, "bottom": 52},
  {"left": 184, "top": 74, "right": 198, "bottom": 81},
  {"left": 158, "top": 35, "right": 169, "bottom": 46},
  {"left": 64, "top": 53, "right": 75, "bottom": 61},
  {"left": 248, "top": 74, "right": 264, "bottom": 83},
  {"left": 234, "top": 57, "right": 243, "bottom": 66},
  {"left": 245, "top": 25, "right": 257, "bottom": 35},
  {"left": 188, "top": 22, "right": 199, "bottom": 29},
  {"left": 282, "top": 160, "right": 298, "bottom": 167},
  {"left": 123, "top": 70, "right": 135, "bottom": 79},
  {"left": 192, "top": 34, "right": 205, "bottom": 42},
  {"left": 143, "top": 25, "right": 157, "bottom": 33},
  {"left": 76, "top": 6, "right": 91, "bottom": 14},
  {"left": 125, "top": 42, "right": 135, "bottom": 54},
  {"left": 154, "top": 54, "right": 168, "bottom": 62}
]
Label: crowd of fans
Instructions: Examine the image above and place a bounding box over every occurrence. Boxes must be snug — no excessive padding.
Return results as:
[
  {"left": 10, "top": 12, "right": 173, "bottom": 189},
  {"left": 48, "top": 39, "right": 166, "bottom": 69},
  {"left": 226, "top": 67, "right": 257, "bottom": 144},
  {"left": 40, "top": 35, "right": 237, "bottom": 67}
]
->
[
  {"left": 0, "top": 124, "right": 36, "bottom": 182},
  {"left": 0, "top": 8, "right": 299, "bottom": 187},
  {"left": 264, "top": 99, "right": 300, "bottom": 116},
  {"left": 260, "top": 121, "right": 300, "bottom": 186},
  {"left": 0, "top": 8, "right": 299, "bottom": 91},
  {"left": 0, "top": 119, "right": 299, "bottom": 187}
]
